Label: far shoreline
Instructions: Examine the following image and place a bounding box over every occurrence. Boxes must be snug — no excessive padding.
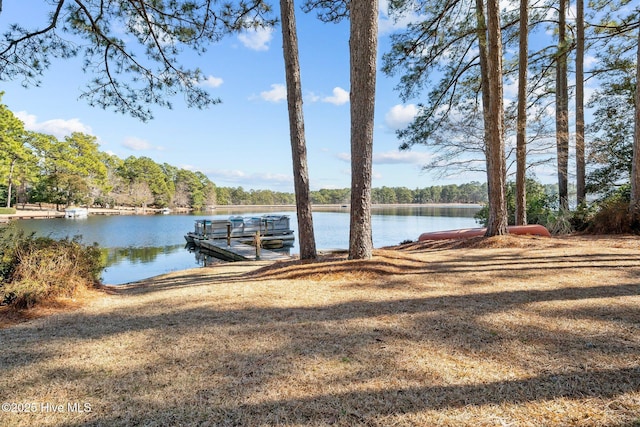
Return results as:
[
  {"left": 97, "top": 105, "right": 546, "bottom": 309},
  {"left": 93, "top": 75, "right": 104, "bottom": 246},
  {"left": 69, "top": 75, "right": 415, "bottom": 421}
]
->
[{"left": 1, "top": 202, "right": 482, "bottom": 221}]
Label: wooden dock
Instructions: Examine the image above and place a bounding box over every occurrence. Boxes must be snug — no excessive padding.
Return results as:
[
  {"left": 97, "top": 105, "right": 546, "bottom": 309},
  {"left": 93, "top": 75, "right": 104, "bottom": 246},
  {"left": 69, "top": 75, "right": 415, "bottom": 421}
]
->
[
  {"left": 0, "top": 211, "right": 64, "bottom": 220},
  {"left": 199, "top": 239, "right": 291, "bottom": 262}
]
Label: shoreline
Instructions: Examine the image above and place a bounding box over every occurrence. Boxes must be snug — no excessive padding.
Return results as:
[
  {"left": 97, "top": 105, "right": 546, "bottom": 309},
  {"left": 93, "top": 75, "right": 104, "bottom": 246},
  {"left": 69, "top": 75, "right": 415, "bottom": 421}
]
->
[{"left": 0, "top": 202, "right": 482, "bottom": 221}]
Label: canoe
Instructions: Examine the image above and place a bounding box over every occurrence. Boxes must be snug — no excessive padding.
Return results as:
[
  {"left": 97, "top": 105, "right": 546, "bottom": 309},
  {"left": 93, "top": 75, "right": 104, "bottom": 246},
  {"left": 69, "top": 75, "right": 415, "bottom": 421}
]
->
[{"left": 418, "top": 224, "right": 551, "bottom": 241}]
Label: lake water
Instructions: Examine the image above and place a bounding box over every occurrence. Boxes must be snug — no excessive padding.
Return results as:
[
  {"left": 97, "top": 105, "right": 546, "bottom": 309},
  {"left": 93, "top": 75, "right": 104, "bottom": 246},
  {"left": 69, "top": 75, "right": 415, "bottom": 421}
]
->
[{"left": 7, "top": 205, "right": 480, "bottom": 285}]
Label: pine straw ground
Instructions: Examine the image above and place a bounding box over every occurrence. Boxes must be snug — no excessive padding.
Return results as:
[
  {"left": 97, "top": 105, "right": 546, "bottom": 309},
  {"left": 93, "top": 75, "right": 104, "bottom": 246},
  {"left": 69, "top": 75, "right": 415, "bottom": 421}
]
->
[{"left": 1, "top": 235, "right": 639, "bottom": 426}]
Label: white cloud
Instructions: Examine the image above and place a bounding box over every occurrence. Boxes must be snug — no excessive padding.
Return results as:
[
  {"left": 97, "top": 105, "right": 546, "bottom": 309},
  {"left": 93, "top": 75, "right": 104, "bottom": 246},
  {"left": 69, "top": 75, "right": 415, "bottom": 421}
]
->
[
  {"left": 200, "top": 75, "right": 223, "bottom": 88},
  {"left": 238, "top": 27, "right": 273, "bottom": 51},
  {"left": 584, "top": 54, "right": 598, "bottom": 68},
  {"left": 384, "top": 104, "right": 418, "bottom": 130},
  {"left": 336, "top": 152, "right": 351, "bottom": 162},
  {"left": 207, "top": 169, "right": 292, "bottom": 186},
  {"left": 257, "top": 172, "right": 292, "bottom": 183},
  {"left": 503, "top": 79, "right": 518, "bottom": 100},
  {"left": 373, "top": 150, "right": 433, "bottom": 165},
  {"left": 378, "top": 0, "right": 423, "bottom": 35},
  {"left": 305, "top": 92, "right": 321, "bottom": 103},
  {"left": 121, "top": 136, "right": 164, "bottom": 151},
  {"left": 260, "top": 84, "right": 287, "bottom": 103},
  {"left": 322, "top": 87, "right": 349, "bottom": 105},
  {"left": 212, "top": 169, "right": 248, "bottom": 179},
  {"left": 336, "top": 150, "right": 432, "bottom": 166},
  {"left": 15, "top": 112, "right": 92, "bottom": 139}
]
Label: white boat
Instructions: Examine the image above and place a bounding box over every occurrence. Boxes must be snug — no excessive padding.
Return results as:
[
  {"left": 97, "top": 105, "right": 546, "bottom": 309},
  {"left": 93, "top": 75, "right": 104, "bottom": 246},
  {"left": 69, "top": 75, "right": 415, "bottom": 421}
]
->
[{"left": 64, "top": 207, "right": 88, "bottom": 219}]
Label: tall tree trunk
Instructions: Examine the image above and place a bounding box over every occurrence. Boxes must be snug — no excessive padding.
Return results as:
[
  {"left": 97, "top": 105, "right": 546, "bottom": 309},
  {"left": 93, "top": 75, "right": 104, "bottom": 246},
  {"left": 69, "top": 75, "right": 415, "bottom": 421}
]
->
[
  {"left": 475, "top": 0, "right": 492, "bottom": 208},
  {"left": 556, "top": 0, "right": 570, "bottom": 210},
  {"left": 516, "top": 0, "right": 529, "bottom": 225},
  {"left": 630, "top": 25, "right": 640, "bottom": 227},
  {"left": 484, "top": 0, "right": 509, "bottom": 236},
  {"left": 575, "top": 0, "right": 586, "bottom": 205},
  {"left": 280, "top": 0, "right": 317, "bottom": 259},
  {"left": 348, "top": 0, "right": 378, "bottom": 260}
]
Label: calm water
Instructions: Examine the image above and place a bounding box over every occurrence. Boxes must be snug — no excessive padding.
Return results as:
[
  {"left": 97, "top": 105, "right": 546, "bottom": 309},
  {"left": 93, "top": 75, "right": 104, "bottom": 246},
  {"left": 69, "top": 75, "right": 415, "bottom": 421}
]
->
[{"left": 7, "top": 205, "right": 480, "bottom": 285}]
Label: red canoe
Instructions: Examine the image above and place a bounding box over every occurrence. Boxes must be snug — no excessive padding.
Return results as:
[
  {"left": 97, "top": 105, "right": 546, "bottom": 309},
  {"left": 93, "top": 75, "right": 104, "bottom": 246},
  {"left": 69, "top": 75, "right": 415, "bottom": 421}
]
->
[{"left": 418, "top": 224, "right": 551, "bottom": 241}]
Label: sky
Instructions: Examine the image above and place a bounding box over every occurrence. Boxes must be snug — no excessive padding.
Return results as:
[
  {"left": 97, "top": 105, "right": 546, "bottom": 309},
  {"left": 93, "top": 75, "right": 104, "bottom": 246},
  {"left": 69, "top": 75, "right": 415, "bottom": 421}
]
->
[
  {"left": 0, "top": 1, "right": 604, "bottom": 193},
  {"left": 0, "top": 1, "right": 478, "bottom": 193}
]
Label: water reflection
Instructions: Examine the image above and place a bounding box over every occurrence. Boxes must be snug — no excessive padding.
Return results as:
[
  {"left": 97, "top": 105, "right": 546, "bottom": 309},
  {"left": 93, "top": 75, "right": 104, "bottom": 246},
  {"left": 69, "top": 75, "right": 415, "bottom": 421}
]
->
[
  {"left": 370, "top": 205, "right": 479, "bottom": 218},
  {"left": 103, "top": 244, "right": 186, "bottom": 266},
  {"left": 191, "top": 247, "right": 227, "bottom": 267},
  {"left": 186, "top": 242, "right": 292, "bottom": 265}
]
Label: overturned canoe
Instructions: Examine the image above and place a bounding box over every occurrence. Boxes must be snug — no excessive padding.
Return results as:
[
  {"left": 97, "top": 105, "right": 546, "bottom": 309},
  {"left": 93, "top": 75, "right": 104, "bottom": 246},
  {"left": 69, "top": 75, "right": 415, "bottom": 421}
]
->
[{"left": 418, "top": 224, "right": 551, "bottom": 241}]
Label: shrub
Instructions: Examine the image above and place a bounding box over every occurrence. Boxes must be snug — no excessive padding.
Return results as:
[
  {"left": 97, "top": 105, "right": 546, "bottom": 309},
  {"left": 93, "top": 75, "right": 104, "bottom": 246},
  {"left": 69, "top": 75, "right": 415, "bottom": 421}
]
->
[
  {"left": 0, "top": 230, "right": 104, "bottom": 309},
  {"left": 569, "top": 202, "right": 598, "bottom": 232},
  {"left": 475, "top": 179, "right": 555, "bottom": 228},
  {"left": 572, "top": 186, "right": 634, "bottom": 234},
  {"left": 546, "top": 208, "right": 574, "bottom": 235},
  {"left": 586, "top": 199, "right": 633, "bottom": 234},
  {"left": 0, "top": 228, "right": 27, "bottom": 284}
]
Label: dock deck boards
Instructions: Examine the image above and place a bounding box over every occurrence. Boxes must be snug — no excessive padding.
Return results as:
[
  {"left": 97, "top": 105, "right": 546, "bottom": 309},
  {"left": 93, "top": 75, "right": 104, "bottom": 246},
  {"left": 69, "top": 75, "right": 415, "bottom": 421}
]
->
[{"left": 199, "top": 239, "right": 291, "bottom": 262}]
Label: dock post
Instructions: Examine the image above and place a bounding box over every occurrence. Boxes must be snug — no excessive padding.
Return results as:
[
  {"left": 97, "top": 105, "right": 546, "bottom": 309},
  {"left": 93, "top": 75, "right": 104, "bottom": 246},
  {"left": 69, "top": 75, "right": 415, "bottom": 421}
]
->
[
  {"left": 255, "top": 231, "right": 261, "bottom": 260},
  {"left": 226, "top": 223, "right": 231, "bottom": 246}
]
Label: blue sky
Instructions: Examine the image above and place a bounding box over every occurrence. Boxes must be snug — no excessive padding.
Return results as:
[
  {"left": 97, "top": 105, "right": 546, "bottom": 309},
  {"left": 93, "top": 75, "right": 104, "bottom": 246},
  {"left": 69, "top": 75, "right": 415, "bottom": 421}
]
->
[
  {"left": 0, "top": 1, "right": 472, "bottom": 192},
  {"left": 2, "top": 1, "right": 605, "bottom": 192}
]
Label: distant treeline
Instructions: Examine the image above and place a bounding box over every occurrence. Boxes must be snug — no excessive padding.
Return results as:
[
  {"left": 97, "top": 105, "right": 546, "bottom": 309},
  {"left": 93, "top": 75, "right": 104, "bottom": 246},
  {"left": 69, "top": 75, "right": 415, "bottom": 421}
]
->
[
  {"left": 215, "top": 182, "right": 566, "bottom": 207},
  {"left": 215, "top": 182, "right": 491, "bottom": 206}
]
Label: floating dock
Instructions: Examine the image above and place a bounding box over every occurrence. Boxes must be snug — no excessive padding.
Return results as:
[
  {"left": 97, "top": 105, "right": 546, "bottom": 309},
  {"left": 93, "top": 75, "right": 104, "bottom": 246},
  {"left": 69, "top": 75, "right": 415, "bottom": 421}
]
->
[
  {"left": 199, "top": 239, "right": 291, "bottom": 262},
  {"left": 185, "top": 215, "right": 295, "bottom": 246}
]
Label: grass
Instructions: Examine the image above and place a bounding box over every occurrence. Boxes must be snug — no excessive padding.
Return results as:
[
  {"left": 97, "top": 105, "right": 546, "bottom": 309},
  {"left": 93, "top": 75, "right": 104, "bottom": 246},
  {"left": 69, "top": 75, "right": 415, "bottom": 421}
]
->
[{"left": 0, "top": 234, "right": 639, "bottom": 426}]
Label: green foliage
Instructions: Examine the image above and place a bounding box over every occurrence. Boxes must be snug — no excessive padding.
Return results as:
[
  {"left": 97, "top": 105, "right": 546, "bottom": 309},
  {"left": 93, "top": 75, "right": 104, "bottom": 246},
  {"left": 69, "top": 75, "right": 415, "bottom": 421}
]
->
[
  {"left": 209, "top": 183, "right": 490, "bottom": 206},
  {"left": 1, "top": 97, "right": 220, "bottom": 210},
  {"left": 214, "top": 186, "right": 296, "bottom": 206},
  {"left": 585, "top": 54, "right": 635, "bottom": 198},
  {"left": 117, "top": 156, "right": 176, "bottom": 207},
  {"left": 0, "top": 92, "right": 31, "bottom": 208},
  {"left": 309, "top": 183, "right": 489, "bottom": 206},
  {"left": 475, "top": 179, "right": 555, "bottom": 227},
  {"left": 0, "top": 229, "right": 104, "bottom": 309}
]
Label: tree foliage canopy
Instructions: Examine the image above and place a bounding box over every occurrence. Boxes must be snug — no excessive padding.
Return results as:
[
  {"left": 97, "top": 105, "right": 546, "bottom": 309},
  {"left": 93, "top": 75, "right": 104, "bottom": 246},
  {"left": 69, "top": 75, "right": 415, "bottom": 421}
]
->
[{"left": 0, "top": 0, "right": 275, "bottom": 120}]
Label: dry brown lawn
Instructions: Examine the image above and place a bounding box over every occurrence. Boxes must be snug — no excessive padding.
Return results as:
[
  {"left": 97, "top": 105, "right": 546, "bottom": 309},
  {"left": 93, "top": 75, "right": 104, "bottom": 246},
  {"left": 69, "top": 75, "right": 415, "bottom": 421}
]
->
[{"left": 0, "top": 234, "right": 639, "bottom": 426}]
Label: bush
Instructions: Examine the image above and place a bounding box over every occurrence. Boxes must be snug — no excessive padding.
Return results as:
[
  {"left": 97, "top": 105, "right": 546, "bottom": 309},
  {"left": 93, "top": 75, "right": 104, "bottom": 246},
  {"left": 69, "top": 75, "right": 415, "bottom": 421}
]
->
[
  {"left": 546, "top": 208, "right": 574, "bottom": 235},
  {"left": 568, "top": 202, "right": 597, "bottom": 232},
  {"left": 475, "top": 179, "right": 555, "bottom": 228},
  {"left": 586, "top": 199, "right": 633, "bottom": 234},
  {"left": 0, "top": 230, "right": 104, "bottom": 309},
  {"left": 568, "top": 186, "right": 634, "bottom": 234},
  {"left": 0, "top": 228, "right": 26, "bottom": 284}
]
